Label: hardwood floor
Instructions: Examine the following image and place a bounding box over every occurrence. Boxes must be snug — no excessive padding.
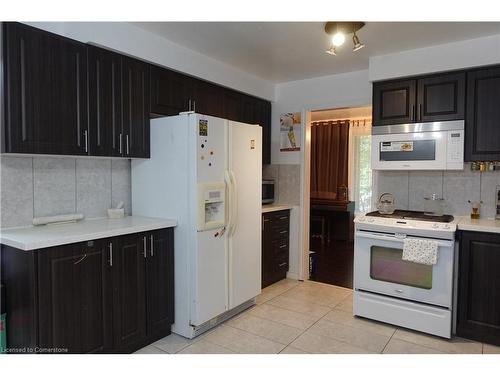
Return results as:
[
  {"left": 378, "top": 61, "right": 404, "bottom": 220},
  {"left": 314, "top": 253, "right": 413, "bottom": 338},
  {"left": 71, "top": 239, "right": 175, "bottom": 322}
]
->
[{"left": 309, "top": 238, "right": 354, "bottom": 289}]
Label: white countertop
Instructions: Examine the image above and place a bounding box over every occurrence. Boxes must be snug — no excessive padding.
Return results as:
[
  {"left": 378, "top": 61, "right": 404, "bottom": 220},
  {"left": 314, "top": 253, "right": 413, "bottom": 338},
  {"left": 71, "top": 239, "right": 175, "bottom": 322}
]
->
[
  {"left": 457, "top": 217, "right": 500, "bottom": 234},
  {"left": 0, "top": 216, "right": 177, "bottom": 251},
  {"left": 262, "top": 204, "right": 294, "bottom": 213}
]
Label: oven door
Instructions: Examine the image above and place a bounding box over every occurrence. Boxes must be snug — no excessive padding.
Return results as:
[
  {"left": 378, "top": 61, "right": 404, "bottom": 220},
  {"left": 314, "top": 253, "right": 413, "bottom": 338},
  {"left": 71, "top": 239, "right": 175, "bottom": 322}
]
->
[
  {"left": 354, "top": 231, "right": 454, "bottom": 308},
  {"left": 371, "top": 131, "right": 447, "bottom": 170}
]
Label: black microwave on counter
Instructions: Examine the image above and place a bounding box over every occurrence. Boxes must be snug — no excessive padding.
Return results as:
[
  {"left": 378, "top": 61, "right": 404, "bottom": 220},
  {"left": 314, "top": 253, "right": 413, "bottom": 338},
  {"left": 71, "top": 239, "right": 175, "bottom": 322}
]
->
[{"left": 262, "top": 179, "right": 275, "bottom": 205}]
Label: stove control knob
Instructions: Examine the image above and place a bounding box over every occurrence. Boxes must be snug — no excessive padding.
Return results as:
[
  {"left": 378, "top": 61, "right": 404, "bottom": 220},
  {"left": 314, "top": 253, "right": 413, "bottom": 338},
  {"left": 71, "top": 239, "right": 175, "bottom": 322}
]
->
[
  {"left": 358, "top": 217, "right": 365, "bottom": 222},
  {"left": 444, "top": 224, "right": 450, "bottom": 229},
  {"left": 432, "top": 223, "right": 439, "bottom": 229},
  {"left": 367, "top": 218, "right": 375, "bottom": 223}
]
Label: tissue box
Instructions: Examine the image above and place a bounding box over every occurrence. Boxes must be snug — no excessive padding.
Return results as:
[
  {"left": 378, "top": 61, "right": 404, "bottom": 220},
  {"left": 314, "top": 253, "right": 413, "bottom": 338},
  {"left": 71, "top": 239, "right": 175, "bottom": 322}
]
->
[{"left": 107, "top": 208, "right": 125, "bottom": 219}]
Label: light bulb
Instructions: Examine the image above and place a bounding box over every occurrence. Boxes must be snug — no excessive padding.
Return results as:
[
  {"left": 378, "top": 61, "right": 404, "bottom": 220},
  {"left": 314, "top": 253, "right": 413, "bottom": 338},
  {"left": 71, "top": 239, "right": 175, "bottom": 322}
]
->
[{"left": 331, "top": 32, "right": 345, "bottom": 47}]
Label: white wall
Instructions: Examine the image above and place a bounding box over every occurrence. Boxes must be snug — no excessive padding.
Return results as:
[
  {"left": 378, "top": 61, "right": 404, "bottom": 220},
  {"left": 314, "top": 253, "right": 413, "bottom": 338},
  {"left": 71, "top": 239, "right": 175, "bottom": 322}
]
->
[
  {"left": 25, "top": 22, "right": 275, "bottom": 101},
  {"left": 272, "top": 69, "right": 372, "bottom": 164},
  {"left": 369, "top": 34, "right": 500, "bottom": 82}
]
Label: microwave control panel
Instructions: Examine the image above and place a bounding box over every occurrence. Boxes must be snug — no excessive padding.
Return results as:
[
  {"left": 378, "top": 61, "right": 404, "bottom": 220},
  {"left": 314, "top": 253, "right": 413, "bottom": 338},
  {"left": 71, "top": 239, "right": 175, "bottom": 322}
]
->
[{"left": 446, "top": 130, "right": 464, "bottom": 165}]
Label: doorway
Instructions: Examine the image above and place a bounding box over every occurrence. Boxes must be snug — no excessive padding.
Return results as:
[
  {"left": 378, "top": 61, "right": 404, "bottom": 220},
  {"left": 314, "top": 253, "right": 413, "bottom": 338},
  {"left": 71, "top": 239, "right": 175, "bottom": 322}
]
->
[{"left": 307, "top": 106, "right": 372, "bottom": 288}]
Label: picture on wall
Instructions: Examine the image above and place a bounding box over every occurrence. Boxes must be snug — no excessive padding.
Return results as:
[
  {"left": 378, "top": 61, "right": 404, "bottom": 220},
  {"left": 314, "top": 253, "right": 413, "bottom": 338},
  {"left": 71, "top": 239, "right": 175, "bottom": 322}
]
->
[{"left": 280, "top": 112, "right": 301, "bottom": 151}]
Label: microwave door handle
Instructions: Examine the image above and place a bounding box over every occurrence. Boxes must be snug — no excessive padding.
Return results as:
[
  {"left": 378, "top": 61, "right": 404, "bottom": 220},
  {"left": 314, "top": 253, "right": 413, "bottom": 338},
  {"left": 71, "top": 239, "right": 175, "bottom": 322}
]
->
[{"left": 355, "top": 231, "right": 453, "bottom": 248}]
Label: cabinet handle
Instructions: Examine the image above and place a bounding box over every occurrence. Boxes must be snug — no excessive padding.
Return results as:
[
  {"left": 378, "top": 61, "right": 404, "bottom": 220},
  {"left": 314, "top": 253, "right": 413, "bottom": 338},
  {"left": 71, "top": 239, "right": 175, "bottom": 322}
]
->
[
  {"left": 279, "top": 244, "right": 287, "bottom": 249},
  {"left": 84, "top": 129, "right": 88, "bottom": 153},
  {"left": 278, "top": 262, "right": 287, "bottom": 267},
  {"left": 280, "top": 230, "right": 288, "bottom": 234},
  {"left": 411, "top": 105, "right": 415, "bottom": 121},
  {"left": 150, "top": 235, "right": 154, "bottom": 257},
  {"left": 188, "top": 99, "right": 192, "bottom": 111},
  {"left": 119, "top": 133, "right": 123, "bottom": 154},
  {"left": 73, "top": 254, "right": 87, "bottom": 265},
  {"left": 126, "top": 134, "right": 130, "bottom": 155},
  {"left": 193, "top": 100, "right": 196, "bottom": 112},
  {"left": 143, "top": 236, "right": 147, "bottom": 258},
  {"left": 279, "top": 216, "right": 287, "bottom": 220},
  {"left": 419, "top": 104, "right": 422, "bottom": 121},
  {"left": 109, "top": 243, "right": 113, "bottom": 267}
]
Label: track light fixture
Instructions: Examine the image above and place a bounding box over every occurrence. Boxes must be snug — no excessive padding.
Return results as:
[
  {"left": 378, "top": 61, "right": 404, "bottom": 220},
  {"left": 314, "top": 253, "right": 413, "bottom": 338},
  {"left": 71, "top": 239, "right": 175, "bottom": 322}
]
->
[{"left": 324, "top": 22, "right": 365, "bottom": 56}]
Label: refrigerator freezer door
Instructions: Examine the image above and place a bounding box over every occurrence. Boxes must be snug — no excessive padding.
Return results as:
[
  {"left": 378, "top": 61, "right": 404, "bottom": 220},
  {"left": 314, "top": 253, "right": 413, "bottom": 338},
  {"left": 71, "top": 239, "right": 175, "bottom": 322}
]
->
[
  {"left": 190, "top": 114, "right": 229, "bottom": 326},
  {"left": 227, "top": 122, "right": 262, "bottom": 309}
]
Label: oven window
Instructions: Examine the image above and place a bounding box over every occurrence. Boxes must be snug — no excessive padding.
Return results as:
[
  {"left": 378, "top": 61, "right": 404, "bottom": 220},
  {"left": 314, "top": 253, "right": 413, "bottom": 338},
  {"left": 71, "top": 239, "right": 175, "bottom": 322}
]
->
[
  {"left": 370, "top": 246, "right": 433, "bottom": 289},
  {"left": 379, "top": 140, "right": 436, "bottom": 161}
]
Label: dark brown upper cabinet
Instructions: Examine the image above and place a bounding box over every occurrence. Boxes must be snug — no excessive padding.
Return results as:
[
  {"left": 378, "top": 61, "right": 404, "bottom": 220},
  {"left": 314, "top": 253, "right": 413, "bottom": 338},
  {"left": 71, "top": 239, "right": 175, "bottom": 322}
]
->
[
  {"left": 373, "top": 72, "right": 466, "bottom": 126},
  {"left": 223, "top": 89, "right": 244, "bottom": 121},
  {"left": 3, "top": 22, "right": 88, "bottom": 155},
  {"left": 417, "top": 72, "right": 465, "bottom": 123},
  {"left": 457, "top": 231, "right": 500, "bottom": 346},
  {"left": 192, "top": 78, "right": 224, "bottom": 118},
  {"left": 465, "top": 66, "right": 500, "bottom": 161},
  {"left": 122, "top": 56, "right": 150, "bottom": 158},
  {"left": 150, "top": 65, "right": 191, "bottom": 116},
  {"left": 87, "top": 46, "right": 122, "bottom": 157},
  {"left": 373, "top": 79, "right": 416, "bottom": 126}
]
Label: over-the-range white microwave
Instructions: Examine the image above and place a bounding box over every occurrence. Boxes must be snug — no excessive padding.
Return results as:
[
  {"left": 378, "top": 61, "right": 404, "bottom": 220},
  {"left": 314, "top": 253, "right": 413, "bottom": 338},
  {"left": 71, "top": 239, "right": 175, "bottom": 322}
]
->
[{"left": 371, "top": 120, "right": 464, "bottom": 171}]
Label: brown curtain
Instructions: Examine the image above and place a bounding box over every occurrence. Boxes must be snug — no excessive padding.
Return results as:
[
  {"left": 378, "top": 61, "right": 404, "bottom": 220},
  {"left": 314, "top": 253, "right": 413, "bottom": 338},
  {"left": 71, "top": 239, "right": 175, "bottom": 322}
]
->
[{"left": 310, "top": 120, "right": 349, "bottom": 198}]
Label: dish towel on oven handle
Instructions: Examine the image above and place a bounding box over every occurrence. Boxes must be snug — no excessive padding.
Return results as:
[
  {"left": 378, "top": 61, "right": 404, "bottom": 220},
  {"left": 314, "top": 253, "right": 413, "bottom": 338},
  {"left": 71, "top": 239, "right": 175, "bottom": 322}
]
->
[{"left": 402, "top": 238, "right": 438, "bottom": 265}]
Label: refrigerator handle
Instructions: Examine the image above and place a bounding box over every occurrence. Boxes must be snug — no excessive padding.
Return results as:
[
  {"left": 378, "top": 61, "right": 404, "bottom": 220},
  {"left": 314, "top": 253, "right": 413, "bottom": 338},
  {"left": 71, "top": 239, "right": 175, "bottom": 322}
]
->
[
  {"left": 224, "top": 170, "right": 233, "bottom": 236},
  {"left": 229, "top": 170, "right": 238, "bottom": 236}
]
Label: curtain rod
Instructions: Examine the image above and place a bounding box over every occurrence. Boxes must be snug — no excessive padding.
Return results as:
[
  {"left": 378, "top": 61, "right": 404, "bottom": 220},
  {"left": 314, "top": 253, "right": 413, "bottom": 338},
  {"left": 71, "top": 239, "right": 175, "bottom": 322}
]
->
[{"left": 311, "top": 118, "right": 372, "bottom": 125}]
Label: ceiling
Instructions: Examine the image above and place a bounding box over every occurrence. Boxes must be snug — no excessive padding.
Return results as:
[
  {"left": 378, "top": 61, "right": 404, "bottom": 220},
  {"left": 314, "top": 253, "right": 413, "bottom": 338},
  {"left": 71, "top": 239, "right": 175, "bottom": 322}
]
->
[
  {"left": 311, "top": 106, "right": 372, "bottom": 121},
  {"left": 133, "top": 22, "right": 500, "bottom": 83}
]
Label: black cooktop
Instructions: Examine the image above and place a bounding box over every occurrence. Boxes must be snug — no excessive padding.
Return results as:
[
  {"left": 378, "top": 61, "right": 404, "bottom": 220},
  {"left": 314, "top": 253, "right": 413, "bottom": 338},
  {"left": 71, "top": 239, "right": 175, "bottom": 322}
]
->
[{"left": 366, "top": 210, "right": 454, "bottom": 223}]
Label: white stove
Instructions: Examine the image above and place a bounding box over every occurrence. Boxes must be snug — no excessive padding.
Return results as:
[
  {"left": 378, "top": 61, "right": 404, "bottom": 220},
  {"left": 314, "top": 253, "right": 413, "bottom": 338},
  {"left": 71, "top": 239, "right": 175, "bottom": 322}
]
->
[
  {"left": 355, "top": 214, "right": 458, "bottom": 240},
  {"left": 353, "top": 210, "right": 457, "bottom": 338}
]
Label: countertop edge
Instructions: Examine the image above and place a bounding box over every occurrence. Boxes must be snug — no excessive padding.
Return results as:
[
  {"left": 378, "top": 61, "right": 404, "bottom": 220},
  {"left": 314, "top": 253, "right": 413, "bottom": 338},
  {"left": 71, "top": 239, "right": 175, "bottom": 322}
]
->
[
  {"left": 456, "top": 216, "right": 500, "bottom": 234},
  {"left": 261, "top": 204, "right": 296, "bottom": 213},
  {"left": 0, "top": 217, "right": 177, "bottom": 251}
]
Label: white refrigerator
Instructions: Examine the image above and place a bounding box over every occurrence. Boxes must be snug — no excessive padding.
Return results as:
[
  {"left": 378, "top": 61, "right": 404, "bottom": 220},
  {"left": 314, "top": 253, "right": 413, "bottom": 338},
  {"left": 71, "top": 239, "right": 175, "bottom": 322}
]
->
[{"left": 131, "top": 113, "right": 262, "bottom": 338}]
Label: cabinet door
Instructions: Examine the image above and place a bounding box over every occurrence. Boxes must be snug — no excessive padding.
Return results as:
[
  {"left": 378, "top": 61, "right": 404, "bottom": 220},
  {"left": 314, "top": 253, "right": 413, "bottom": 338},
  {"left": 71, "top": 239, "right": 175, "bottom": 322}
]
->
[
  {"left": 261, "top": 214, "right": 273, "bottom": 288},
  {"left": 417, "top": 72, "right": 465, "bottom": 122},
  {"left": 465, "top": 66, "right": 500, "bottom": 161},
  {"left": 457, "top": 231, "right": 500, "bottom": 346},
  {"left": 192, "top": 79, "right": 224, "bottom": 117},
  {"left": 38, "top": 240, "right": 113, "bottom": 353},
  {"left": 223, "top": 89, "right": 243, "bottom": 121},
  {"left": 112, "top": 233, "right": 147, "bottom": 351},
  {"left": 88, "top": 46, "right": 122, "bottom": 157},
  {"left": 257, "top": 99, "right": 272, "bottom": 165},
  {"left": 150, "top": 66, "right": 191, "bottom": 116},
  {"left": 3, "top": 22, "right": 88, "bottom": 155},
  {"left": 372, "top": 79, "right": 416, "bottom": 126},
  {"left": 241, "top": 96, "right": 258, "bottom": 124},
  {"left": 122, "top": 57, "right": 150, "bottom": 158},
  {"left": 145, "top": 229, "right": 174, "bottom": 338}
]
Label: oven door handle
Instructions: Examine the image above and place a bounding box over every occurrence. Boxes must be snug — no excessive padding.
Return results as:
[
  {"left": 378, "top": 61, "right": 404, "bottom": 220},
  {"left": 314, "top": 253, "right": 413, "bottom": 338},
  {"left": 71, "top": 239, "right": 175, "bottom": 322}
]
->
[{"left": 355, "top": 231, "right": 454, "bottom": 248}]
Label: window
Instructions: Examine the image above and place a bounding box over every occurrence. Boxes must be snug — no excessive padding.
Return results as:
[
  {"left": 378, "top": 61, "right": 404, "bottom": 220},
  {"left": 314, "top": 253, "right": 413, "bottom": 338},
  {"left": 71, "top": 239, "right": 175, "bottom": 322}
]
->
[{"left": 349, "top": 120, "right": 372, "bottom": 213}]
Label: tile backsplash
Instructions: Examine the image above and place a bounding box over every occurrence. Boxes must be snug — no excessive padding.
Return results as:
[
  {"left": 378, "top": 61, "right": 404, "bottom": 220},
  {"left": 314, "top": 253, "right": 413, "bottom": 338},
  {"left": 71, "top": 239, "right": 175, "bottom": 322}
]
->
[
  {"left": 373, "top": 163, "right": 500, "bottom": 218},
  {"left": 263, "top": 164, "right": 300, "bottom": 206},
  {"left": 1, "top": 155, "right": 131, "bottom": 229}
]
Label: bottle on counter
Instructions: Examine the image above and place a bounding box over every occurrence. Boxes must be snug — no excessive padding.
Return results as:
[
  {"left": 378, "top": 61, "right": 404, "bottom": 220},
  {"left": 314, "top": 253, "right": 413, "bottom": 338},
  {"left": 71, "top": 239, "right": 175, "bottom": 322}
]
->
[{"left": 468, "top": 200, "right": 483, "bottom": 220}]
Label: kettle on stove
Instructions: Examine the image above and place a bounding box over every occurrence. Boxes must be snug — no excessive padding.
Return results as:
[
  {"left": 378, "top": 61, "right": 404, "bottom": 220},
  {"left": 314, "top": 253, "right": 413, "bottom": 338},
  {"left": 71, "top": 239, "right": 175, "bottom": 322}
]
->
[{"left": 377, "top": 192, "right": 395, "bottom": 215}]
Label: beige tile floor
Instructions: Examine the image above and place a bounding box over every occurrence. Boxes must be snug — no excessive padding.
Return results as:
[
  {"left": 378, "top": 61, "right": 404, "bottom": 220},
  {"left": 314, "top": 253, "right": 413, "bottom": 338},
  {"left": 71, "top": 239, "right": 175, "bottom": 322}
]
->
[{"left": 135, "top": 279, "right": 500, "bottom": 354}]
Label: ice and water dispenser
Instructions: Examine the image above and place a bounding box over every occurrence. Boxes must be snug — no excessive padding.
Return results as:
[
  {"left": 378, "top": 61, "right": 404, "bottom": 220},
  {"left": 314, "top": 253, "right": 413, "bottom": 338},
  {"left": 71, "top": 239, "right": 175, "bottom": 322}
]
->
[{"left": 197, "top": 182, "right": 226, "bottom": 231}]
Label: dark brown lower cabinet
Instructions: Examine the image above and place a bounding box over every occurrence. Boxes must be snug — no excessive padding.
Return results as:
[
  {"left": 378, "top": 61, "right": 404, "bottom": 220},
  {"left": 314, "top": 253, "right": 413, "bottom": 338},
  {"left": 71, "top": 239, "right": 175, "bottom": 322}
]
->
[
  {"left": 0, "top": 228, "right": 174, "bottom": 353},
  {"left": 37, "top": 239, "right": 113, "bottom": 353},
  {"left": 262, "top": 210, "right": 290, "bottom": 288},
  {"left": 457, "top": 230, "right": 500, "bottom": 346}
]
